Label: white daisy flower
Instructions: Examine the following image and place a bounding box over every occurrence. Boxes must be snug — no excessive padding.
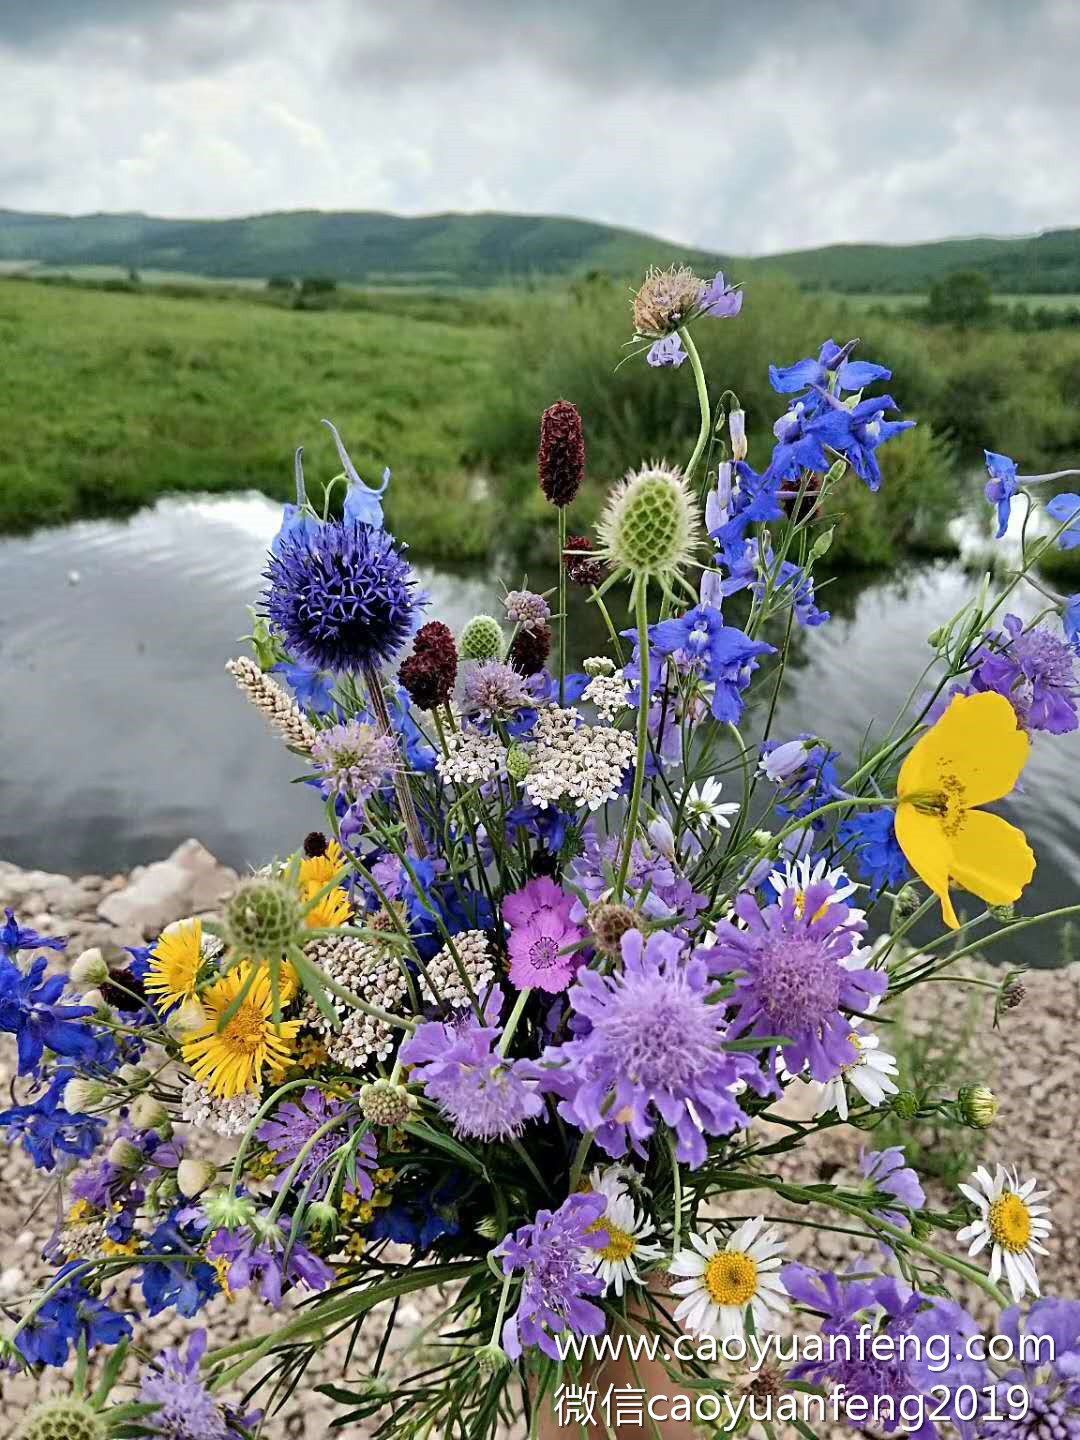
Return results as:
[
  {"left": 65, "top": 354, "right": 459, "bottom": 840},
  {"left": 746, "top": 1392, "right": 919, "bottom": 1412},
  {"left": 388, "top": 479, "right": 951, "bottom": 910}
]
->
[
  {"left": 669, "top": 1217, "right": 789, "bottom": 1340},
  {"left": 685, "top": 777, "right": 741, "bottom": 830},
  {"left": 956, "top": 1164, "right": 1052, "bottom": 1302},
  {"left": 770, "top": 853, "right": 865, "bottom": 928},
  {"left": 587, "top": 1166, "right": 664, "bottom": 1298},
  {"left": 811, "top": 1019, "right": 900, "bottom": 1120}
]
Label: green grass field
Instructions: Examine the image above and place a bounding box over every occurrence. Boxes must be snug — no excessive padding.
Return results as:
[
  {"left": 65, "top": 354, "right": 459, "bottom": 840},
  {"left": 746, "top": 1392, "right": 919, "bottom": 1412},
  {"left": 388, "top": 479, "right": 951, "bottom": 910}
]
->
[{"left": 0, "top": 278, "right": 503, "bottom": 559}]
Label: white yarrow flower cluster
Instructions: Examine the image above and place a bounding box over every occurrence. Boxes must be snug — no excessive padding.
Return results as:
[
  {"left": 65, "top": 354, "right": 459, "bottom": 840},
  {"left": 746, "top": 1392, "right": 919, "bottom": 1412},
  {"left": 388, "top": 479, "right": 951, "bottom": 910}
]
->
[
  {"left": 437, "top": 729, "right": 507, "bottom": 787},
  {"left": 581, "top": 672, "right": 631, "bottom": 723},
  {"left": 302, "top": 936, "right": 409, "bottom": 1067},
  {"left": 420, "top": 930, "right": 496, "bottom": 1008},
  {"left": 180, "top": 1079, "right": 263, "bottom": 1137},
  {"left": 523, "top": 706, "right": 636, "bottom": 811}
]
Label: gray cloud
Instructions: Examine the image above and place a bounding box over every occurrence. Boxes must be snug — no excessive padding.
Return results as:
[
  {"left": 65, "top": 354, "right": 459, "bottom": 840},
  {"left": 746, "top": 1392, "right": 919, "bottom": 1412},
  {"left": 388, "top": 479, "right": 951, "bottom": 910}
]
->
[{"left": 0, "top": 0, "right": 1077, "bottom": 252}]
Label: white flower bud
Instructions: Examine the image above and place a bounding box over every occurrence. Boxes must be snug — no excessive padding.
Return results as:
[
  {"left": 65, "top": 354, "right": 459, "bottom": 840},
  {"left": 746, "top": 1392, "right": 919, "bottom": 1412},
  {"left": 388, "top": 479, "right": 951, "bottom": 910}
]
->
[
  {"left": 130, "top": 1094, "right": 169, "bottom": 1131},
  {"left": 166, "top": 997, "right": 206, "bottom": 1037},
  {"left": 79, "top": 988, "right": 109, "bottom": 1015},
  {"left": 107, "top": 1138, "right": 143, "bottom": 1170},
  {"left": 118, "top": 1064, "right": 150, "bottom": 1087},
  {"left": 70, "top": 948, "right": 109, "bottom": 988},
  {"left": 63, "top": 1078, "right": 106, "bottom": 1113},
  {"left": 177, "top": 1158, "right": 217, "bottom": 1198}
]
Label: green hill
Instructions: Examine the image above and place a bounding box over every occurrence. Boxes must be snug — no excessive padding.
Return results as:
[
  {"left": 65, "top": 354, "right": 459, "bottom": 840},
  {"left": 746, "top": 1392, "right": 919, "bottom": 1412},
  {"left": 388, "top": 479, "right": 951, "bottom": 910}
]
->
[{"left": 1, "top": 206, "right": 1078, "bottom": 292}]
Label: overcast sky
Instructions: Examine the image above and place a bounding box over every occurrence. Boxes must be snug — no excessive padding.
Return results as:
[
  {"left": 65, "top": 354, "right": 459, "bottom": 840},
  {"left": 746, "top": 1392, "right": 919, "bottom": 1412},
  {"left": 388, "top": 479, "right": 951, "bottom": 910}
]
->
[{"left": 1, "top": 0, "right": 1078, "bottom": 254}]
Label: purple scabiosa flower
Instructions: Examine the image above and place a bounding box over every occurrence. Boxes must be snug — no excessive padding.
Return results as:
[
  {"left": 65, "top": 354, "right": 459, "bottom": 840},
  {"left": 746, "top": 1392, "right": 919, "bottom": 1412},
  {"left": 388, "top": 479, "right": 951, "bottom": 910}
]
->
[
  {"left": 838, "top": 807, "right": 913, "bottom": 898},
  {"left": 503, "top": 589, "right": 551, "bottom": 631},
  {"left": 971, "top": 1300, "right": 1080, "bottom": 1440},
  {"left": 1047, "top": 492, "right": 1080, "bottom": 549},
  {"left": 139, "top": 1328, "right": 258, "bottom": 1439},
  {"left": 262, "top": 517, "right": 423, "bottom": 673},
  {"left": 985, "top": 451, "right": 1021, "bottom": 539},
  {"left": 699, "top": 271, "right": 744, "bottom": 319},
  {"left": 970, "top": 613, "right": 1079, "bottom": 734},
  {"left": 702, "top": 882, "right": 887, "bottom": 1081},
  {"left": 531, "top": 929, "right": 774, "bottom": 1167},
  {"left": 461, "top": 660, "right": 536, "bottom": 719},
  {"left": 630, "top": 604, "right": 774, "bottom": 724},
  {"left": 310, "top": 718, "right": 397, "bottom": 801},
  {"left": 647, "top": 333, "right": 687, "bottom": 367},
  {"left": 784, "top": 1266, "right": 987, "bottom": 1439},
  {"left": 206, "top": 1213, "right": 334, "bottom": 1309},
  {"left": 0, "top": 950, "right": 101, "bottom": 1075},
  {"left": 861, "top": 1146, "right": 925, "bottom": 1232},
  {"left": 502, "top": 877, "right": 585, "bottom": 994},
  {"left": 399, "top": 988, "right": 543, "bottom": 1142},
  {"left": 257, "top": 1088, "right": 377, "bottom": 1201},
  {"left": 497, "top": 1192, "right": 608, "bottom": 1360}
]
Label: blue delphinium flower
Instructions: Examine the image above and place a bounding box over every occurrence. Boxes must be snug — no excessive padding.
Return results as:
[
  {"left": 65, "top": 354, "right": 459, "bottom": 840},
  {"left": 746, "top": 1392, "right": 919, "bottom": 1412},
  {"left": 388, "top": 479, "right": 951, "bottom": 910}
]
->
[
  {"left": 769, "top": 339, "right": 890, "bottom": 398},
  {"left": 140, "top": 1327, "right": 260, "bottom": 1439},
  {"left": 636, "top": 604, "right": 774, "bottom": 723},
  {"left": 369, "top": 1172, "right": 465, "bottom": 1253},
  {"left": 0, "top": 945, "right": 102, "bottom": 1075},
  {"left": 400, "top": 988, "right": 543, "bottom": 1142},
  {"left": 257, "top": 1088, "right": 377, "bottom": 1201},
  {"left": 0, "top": 1067, "right": 105, "bottom": 1171},
  {"left": 262, "top": 517, "right": 423, "bottom": 673},
  {"left": 838, "top": 807, "right": 912, "bottom": 898},
  {"left": 321, "top": 416, "right": 391, "bottom": 531},
  {"left": 760, "top": 735, "right": 840, "bottom": 827},
  {"left": 1, "top": 910, "right": 68, "bottom": 959},
  {"left": 970, "top": 613, "right": 1079, "bottom": 734},
  {"left": 827, "top": 392, "right": 915, "bottom": 493},
  {"left": 708, "top": 461, "right": 785, "bottom": 559},
  {"left": 767, "top": 398, "right": 853, "bottom": 483},
  {"left": 141, "top": 1215, "right": 220, "bottom": 1317},
  {"left": 1065, "top": 596, "right": 1080, "bottom": 652},
  {"left": 496, "top": 1192, "right": 608, "bottom": 1360},
  {"left": 272, "top": 659, "right": 336, "bottom": 714},
  {"left": 985, "top": 451, "right": 1021, "bottom": 539},
  {"left": 1047, "top": 492, "right": 1080, "bottom": 549},
  {"left": 531, "top": 929, "right": 773, "bottom": 1167},
  {"left": 13, "top": 1265, "right": 132, "bottom": 1367},
  {"left": 704, "top": 880, "right": 886, "bottom": 1081}
]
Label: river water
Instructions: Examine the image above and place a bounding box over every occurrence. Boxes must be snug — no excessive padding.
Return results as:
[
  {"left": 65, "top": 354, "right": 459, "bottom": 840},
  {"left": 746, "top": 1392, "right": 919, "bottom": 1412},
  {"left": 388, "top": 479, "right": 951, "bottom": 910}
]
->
[{"left": 1, "top": 492, "right": 1076, "bottom": 966}]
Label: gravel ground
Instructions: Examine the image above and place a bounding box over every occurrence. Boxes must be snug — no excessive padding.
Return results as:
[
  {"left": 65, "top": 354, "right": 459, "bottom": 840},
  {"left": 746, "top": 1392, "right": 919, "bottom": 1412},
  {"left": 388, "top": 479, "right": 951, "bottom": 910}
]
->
[{"left": 2, "top": 848, "right": 1076, "bottom": 1437}]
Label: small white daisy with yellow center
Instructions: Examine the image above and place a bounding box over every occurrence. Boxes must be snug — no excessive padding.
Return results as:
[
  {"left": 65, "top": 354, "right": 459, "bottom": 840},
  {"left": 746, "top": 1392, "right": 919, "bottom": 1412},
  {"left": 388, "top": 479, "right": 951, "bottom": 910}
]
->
[
  {"left": 769, "top": 854, "right": 864, "bottom": 928},
  {"left": 669, "top": 1217, "right": 789, "bottom": 1340},
  {"left": 585, "top": 1166, "right": 664, "bottom": 1298},
  {"left": 685, "top": 777, "right": 741, "bottom": 831},
  {"left": 956, "top": 1164, "right": 1052, "bottom": 1302},
  {"left": 811, "top": 1018, "right": 899, "bottom": 1121}
]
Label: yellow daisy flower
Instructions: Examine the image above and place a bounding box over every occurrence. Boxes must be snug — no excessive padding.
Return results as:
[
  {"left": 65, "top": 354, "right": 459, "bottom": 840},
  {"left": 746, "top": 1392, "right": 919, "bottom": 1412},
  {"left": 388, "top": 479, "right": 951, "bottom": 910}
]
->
[
  {"left": 145, "top": 919, "right": 204, "bottom": 1012},
  {"left": 895, "top": 691, "right": 1036, "bottom": 930},
  {"left": 303, "top": 881, "right": 352, "bottom": 930},
  {"left": 299, "top": 840, "right": 348, "bottom": 890},
  {"left": 182, "top": 966, "right": 300, "bottom": 1098}
]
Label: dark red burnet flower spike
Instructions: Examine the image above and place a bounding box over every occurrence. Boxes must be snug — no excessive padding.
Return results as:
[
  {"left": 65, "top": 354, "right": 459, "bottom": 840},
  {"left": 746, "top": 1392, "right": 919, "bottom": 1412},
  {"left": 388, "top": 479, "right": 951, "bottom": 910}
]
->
[
  {"left": 538, "top": 400, "right": 585, "bottom": 508},
  {"left": 399, "top": 620, "right": 458, "bottom": 710}
]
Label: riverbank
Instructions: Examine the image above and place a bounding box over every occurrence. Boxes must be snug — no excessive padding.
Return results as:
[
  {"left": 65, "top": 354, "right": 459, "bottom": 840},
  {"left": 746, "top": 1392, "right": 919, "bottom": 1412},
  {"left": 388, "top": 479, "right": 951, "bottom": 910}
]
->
[{"left": 2, "top": 846, "right": 1079, "bottom": 1434}]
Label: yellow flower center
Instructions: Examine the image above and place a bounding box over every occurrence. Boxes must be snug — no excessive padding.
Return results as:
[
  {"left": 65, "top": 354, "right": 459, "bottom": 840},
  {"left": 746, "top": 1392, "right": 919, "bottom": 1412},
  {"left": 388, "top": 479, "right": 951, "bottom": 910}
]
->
[
  {"left": 704, "top": 1250, "right": 758, "bottom": 1307},
  {"left": 212, "top": 1256, "right": 235, "bottom": 1300},
  {"left": 591, "top": 1220, "right": 636, "bottom": 1264},
  {"left": 223, "top": 1002, "right": 270, "bottom": 1054},
  {"left": 988, "top": 1193, "right": 1032, "bottom": 1253},
  {"left": 793, "top": 889, "right": 830, "bottom": 923},
  {"left": 841, "top": 1032, "right": 865, "bottom": 1074}
]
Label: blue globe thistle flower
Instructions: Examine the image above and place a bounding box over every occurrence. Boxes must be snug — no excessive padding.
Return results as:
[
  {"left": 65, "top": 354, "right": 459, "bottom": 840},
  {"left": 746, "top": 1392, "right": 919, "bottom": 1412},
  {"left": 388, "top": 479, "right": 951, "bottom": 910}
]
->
[{"left": 262, "top": 517, "right": 423, "bottom": 673}]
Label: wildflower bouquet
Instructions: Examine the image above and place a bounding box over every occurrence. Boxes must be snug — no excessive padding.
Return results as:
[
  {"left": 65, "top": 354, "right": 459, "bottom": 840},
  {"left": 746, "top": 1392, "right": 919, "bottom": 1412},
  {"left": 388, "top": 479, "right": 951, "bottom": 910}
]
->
[{"left": 5, "top": 266, "right": 1080, "bottom": 1440}]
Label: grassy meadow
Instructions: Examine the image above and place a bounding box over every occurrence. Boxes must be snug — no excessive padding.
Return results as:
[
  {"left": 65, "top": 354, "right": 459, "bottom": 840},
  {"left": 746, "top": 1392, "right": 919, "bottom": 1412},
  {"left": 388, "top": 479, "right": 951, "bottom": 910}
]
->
[{"left": 3, "top": 270, "right": 1080, "bottom": 572}]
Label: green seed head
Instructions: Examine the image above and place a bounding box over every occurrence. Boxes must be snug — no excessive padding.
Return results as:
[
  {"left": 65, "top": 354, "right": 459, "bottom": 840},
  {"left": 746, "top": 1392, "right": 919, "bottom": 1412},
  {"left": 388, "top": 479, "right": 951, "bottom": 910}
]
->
[
  {"left": 505, "top": 744, "right": 531, "bottom": 781},
  {"left": 16, "top": 1400, "right": 105, "bottom": 1440},
  {"left": 459, "top": 614, "right": 504, "bottom": 662},
  {"left": 596, "top": 462, "right": 700, "bottom": 587},
  {"left": 225, "top": 877, "right": 303, "bottom": 959},
  {"left": 202, "top": 1188, "right": 258, "bottom": 1230},
  {"left": 890, "top": 1089, "right": 920, "bottom": 1121},
  {"left": 359, "top": 1078, "right": 414, "bottom": 1128}
]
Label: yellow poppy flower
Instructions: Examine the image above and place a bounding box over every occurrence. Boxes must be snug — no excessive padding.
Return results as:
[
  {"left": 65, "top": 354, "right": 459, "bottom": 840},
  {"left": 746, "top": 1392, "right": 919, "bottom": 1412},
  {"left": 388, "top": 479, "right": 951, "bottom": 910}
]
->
[
  {"left": 894, "top": 691, "right": 1035, "bottom": 930},
  {"left": 181, "top": 965, "right": 300, "bottom": 1098},
  {"left": 299, "top": 840, "right": 347, "bottom": 890},
  {"left": 145, "top": 919, "right": 204, "bottom": 1012}
]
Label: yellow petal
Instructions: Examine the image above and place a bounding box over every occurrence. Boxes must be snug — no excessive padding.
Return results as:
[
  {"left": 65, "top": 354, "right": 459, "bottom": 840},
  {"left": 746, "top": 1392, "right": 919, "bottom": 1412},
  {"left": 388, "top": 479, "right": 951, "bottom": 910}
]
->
[
  {"left": 895, "top": 801, "right": 959, "bottom": 929},
  {"left": 948, "top": 808, "right": 1036, "bottom": 908},
  {"left": 898, "top": 692, "right": 1030, "bottom": 807}
]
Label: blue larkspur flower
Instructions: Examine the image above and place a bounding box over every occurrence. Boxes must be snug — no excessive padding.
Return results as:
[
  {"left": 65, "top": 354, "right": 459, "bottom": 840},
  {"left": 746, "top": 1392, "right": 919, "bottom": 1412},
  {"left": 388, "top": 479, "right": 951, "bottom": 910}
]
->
[
  {"left": 838, "top": 807, "right": 912, "bottom": 898},
  {"left": 0, "top": 1067, "right": 105, "bottom": 1171},
  {"left": 631, "top": 603, "right": 774, "bottom": 724},
  {"left": 141, "top": 1215, "right": 220, "bottom": 1317},
  {"left": 13, "top": 1265, "right": 132, "bottom": 1368},
  {"left": 1047, "top": 492, "right": 1080, "bottom": 549},
  {"left": 0, "top": 946, "right": 102, "bottom": 1075},
  {"left": 272, "top": 659, "right": 336, "bottom": 714},
  {"left": 530, "top": 929, "right": 773, "bottom": 1168},
  {"left": 769, "top": 339, "right": 890, "bottom": 399},
  {"left": 262, "top": 517, "right": 423, "bottom": 673},
  {"left": 1065, "top": 596, "right": 1080, "bottom": 652},
  {"left": 985, "top": 451, "right": 1021, "bottom": 539},
  {"left": 1, "top": 908, "right": 67, "bottom": 959},
  {"left": 761, "top": 734, "right": 841, "bottom": 827},
  {"left": 709, "top": 460, "right": 785, "bottom": 558},
  {"left": 497, "top": 1192, "right": 608, "bottom": 1360}
]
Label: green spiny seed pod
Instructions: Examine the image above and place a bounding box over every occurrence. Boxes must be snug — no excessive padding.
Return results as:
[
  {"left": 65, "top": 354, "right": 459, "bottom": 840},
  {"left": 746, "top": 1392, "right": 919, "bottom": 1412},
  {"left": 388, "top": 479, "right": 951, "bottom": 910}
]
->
[
  {"left": 307, "top": 1200, "right": 339, "bottom": 1236},
  {"left": 225, "top": 876, "right": 303, "bottom": 960},
  {"left": 202, "top": 1189, "right": 258, "bottom": 1230},
  {"left": 597, "top": 461, "right": 700, "bottom": 591},
  {"left": 505, "top": 744, "right": 531, "bottom": 781},
  {"left": 890, "top": 1090, "right": 920, "bottom": 1121},
  {"left": 475, "top": 1342, "right": 511, "bottom": 1378},
  {"left": 359, "top": 1078, "right": 414, "bottom": 1128},
  {"left": 957, "top": 1085, "right": 999, "bottom": 1129},
  {"left": 459, "top": 614, "right": 503, "bottom": 662},
  {"left": 16, "top": 1399, "right": 105, "bottom": 1440}
]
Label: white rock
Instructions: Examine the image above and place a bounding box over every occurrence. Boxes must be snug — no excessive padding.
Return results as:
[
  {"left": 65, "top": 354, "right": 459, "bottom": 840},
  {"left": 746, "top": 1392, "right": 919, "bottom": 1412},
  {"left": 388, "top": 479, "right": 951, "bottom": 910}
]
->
[{"left": 97, "top": 839, "right": 237, "bottom": 935}]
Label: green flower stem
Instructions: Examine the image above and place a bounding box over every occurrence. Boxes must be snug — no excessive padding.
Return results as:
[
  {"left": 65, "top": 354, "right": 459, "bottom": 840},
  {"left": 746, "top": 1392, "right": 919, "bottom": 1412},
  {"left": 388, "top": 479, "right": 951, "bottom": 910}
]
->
[
  {"left": 558, "top": 506, "right": 568, "bottom": 705},
  {"left": 487, "top": 1270, "right": 514, "bottom": 1348},
  {"left": 568, "top": 1130, "right": 594, "bottom": 1192},
  {"left": 265, "top": 1110, "right": 359, "bottom": 1225},
  {"left": 668, "top": 1132, "right": 683, "bottom": 1259},
  {"left": 615, "top": 580, "right": 651, "bottom": 899},
  {"left": 228, "top": 1077, "right": 333, "bottom": 1197},
  {"left": 678, "top": 327, "right": 710, "bottom": 482},
  {"left": 361, "top": 659, "right": 428, "bottom": 859},
  {"left": 498, "top": 987, "right": 532, "bottom": 1057}
]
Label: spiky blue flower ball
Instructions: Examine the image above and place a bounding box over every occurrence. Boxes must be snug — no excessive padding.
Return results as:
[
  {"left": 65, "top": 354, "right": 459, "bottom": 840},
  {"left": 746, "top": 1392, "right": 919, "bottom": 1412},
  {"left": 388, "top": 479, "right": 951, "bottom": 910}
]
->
[{"left": 262, "top": 519, "right": 421, "bottom": 673}]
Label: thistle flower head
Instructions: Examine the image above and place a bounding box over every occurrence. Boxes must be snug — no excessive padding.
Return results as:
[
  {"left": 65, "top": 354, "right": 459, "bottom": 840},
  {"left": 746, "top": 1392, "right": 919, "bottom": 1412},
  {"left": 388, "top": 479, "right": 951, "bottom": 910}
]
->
[
  {"left": 16, "top": 1400, "right": 104, "bottom": 1440},
  {"left": 587, "top": 901, "right": 638, "bottom": 955},
  {"left": 632, "top": 264, "right": 706, "bottom": 339},
  {"left": 596, "top": 461, "right": 701, "bottom": 595},
  {"left": 310, "top": 718, "right": 396, "bottom": 802},
  {"left": 399, "top": 620, "right": 458, "bottom": 710},
  {"left": 224, "top": 877, "right": 303, "bottom": 961},
  {"left": 459, "top": 614, "right": 504, "bottom": 662},
  {"left": 538, "top": 400, "right": 586, "bottom": 507}
]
